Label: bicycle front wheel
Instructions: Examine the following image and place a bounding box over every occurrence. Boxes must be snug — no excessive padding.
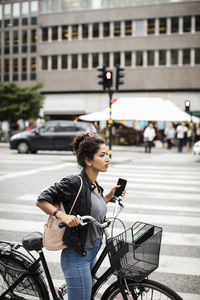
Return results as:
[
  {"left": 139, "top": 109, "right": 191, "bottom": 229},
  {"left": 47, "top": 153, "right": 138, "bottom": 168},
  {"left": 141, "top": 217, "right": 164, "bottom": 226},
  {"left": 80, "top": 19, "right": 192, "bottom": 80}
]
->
[
  {"left": 0, "top": 253, "right": 49, "bottom": 300},
  {"left": 101, "top": 278, "right": 183, "bottom": 300}
]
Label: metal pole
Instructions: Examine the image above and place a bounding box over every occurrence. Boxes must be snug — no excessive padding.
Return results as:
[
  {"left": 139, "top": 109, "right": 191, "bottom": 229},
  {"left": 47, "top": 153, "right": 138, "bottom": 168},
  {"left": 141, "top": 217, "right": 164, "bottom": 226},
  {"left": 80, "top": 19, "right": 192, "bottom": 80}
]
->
[{"left": 108, "top": 90, "right": 113, "bottom": 158}]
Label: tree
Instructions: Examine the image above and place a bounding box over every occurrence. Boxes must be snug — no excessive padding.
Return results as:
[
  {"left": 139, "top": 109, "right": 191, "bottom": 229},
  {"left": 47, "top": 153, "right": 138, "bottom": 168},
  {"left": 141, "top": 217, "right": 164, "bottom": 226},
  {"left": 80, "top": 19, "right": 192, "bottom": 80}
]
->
[{"left": 0, "top": 82, "right": 44, "bottom": 126}]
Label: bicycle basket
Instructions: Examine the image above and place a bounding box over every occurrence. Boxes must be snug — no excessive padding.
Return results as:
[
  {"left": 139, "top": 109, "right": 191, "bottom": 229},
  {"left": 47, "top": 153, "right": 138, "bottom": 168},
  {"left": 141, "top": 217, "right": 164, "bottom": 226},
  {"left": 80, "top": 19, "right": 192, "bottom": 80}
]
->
[{"left": 107, "top": 222, "right": 162, "bottom": 282}]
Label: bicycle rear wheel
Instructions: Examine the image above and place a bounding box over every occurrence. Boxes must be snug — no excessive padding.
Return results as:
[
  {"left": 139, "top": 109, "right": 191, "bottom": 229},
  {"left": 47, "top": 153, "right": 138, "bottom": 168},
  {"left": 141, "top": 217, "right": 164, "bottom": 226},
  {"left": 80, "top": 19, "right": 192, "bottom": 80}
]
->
[
  {"left": 0, "top": 253, "right": 49, "bottom": 300},
  {"left": 101, "top": 278, "right": 183, "bottom": 300}
]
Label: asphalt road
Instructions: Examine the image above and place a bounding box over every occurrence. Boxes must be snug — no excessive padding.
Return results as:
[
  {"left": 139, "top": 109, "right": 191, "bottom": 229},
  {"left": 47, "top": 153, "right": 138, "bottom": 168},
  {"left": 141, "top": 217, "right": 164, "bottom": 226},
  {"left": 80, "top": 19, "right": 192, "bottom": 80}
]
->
[{"left": 0, "top": 144, "right": 200, "bottom": 299}]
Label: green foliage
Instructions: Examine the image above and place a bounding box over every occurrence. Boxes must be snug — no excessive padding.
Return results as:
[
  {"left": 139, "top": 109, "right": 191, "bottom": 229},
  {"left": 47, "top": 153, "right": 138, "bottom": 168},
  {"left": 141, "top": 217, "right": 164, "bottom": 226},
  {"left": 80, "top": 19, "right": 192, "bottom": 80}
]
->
[{"left": 0, "top": 82, "right": 44, "bottom": 125}]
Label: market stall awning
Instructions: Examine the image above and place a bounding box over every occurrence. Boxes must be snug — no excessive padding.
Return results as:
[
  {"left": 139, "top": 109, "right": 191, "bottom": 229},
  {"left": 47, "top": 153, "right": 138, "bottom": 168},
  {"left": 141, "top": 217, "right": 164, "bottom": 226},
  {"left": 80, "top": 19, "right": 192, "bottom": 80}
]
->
[{"left": 79, "top": 97, "right": 199, "bottom": 123}]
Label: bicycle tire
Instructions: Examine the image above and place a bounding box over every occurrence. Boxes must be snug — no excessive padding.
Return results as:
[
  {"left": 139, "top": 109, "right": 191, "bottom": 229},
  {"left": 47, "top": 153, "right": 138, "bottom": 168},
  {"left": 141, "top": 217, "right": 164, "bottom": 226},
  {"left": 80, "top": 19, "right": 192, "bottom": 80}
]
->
[
  {"left": 101, "top": 278, "right": 183, "bottom": 300},
  {"left": 0, "top": 253, "right": 50, "bottom": 300}
]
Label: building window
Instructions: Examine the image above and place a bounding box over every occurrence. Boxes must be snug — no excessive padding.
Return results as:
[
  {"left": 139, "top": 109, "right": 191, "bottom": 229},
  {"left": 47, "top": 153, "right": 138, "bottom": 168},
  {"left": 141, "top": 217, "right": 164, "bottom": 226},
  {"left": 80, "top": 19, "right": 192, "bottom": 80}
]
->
[
  {"left": 159, "top": 50, "right": 166, "bottom": 65},
  {"left": 72, "top": 25, "right": 78, "bottom": 39},
  {"left": 92, "top": 53, "right": 98, "bottom": 68},
  {"left": 4, "top": 59, "right": 10, "bottom": 81},
  {"left": 22, "top": 30, "right": 27, "bottom": 53},
  {"left": 62, "top": 55, "right": 68, "bottom": 69},
  {"left": 147, "top": 50, "right": 154, "bottom": 66},
  {"left": 22, "top": 2, "right": 29, "bottom": 26},
  {"left": 41, "top": 56, "right": 48, "bottom": 70},
  {"left": 183, "top": 16, "right": 191, "bottom": 33},
  {"left": 13, "top": 58, "right": 18, "bottom": 81},
  {"left": 195, "top": 15, "right": 200, "bottom": 32},
  {"left": 183, "top": 49, "right": 190, "bottom": 65},
  {"left": 22, "top": 58, "right": 27, "bottom": 80},
  {"left": 135, "top": 20, "right": 145, "bottom": 36},
  {"left": 31, "top": 0, "right": 38, "bottom": 25},
  {"left": 31, "top": 57, "right": 36, "bottom": 80},
  {"left": 52, "top": 26, "right": 58, "bottom": 40},
  {"left": 42, "top": 27, "right": 48, "bottom": 41},
  {"left": 4, "top": 32, "right": 9, "bottom": 55},
  {"left": 4, "top": 4, "right": 11, "bottom": 27},
  {"left": 125, "top": 52, "right": 131, "bottom": 66},
  {"left": 31, "top": 29, "right": 37, "bottom": 43},
  {"left": 195, "top": 48, "right": 200, "bottom": 64},
  {"left": 114, "top": 52, "right": 120, "bottom": 66},
  {"left": 0, "top": 5, "right": 2, "bottom": 27},
  {"left": 171, "top": 17, "right": 179, "bottom": 33},
  {"left": 103, "top": 22, "right": 110, "bottom": 37},
  {"left": 125, "top": 20, "right": 132, "bottom": 36},
  {"left": 114, "top": 21, "right": 121, "bottom": 37},
  {"left": 51, "top": 56, "right": 58, "bottom": 69},
  {"left": 147, "top": 19, "right": 155, "bottom": 35},
  {"left": 72, "top": 54, "right": 78, "bottom": 68},
  {"left": 170, "top": 49, "right": 178, "bottom": 65},
  {"left": 103, "top": 53, "right": 109, "bottom": 67},
  {"left": 82, "top": 24, "right": 88, "bottom": 38},
  {"left": 13, "top": 31, "right": 18, "bottom": 54},
  {"left": 62, "top": 26, "right": 68, "bottom": 40},
  {"left": 93, "top": 23, "right": 99, "bottom": 38},
  {"left": 136, "top": 51, "right": 143, "bottom": 66},
  {"left": 82, "top": 54, "right": 88, "bottom": 68},
  {"left": 13, "top": 3, "right": 20, "bottom": 27},
  {"left": 159, "top": 18, "right": 167, "bottom": 34}
]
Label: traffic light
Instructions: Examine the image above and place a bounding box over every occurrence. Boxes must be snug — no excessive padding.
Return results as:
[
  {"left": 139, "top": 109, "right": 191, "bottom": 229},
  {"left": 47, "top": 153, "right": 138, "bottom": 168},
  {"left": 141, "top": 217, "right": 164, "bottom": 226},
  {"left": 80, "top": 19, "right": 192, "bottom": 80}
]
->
[
  {"left": 97, "top": 66, "right": 106, "bottom": 89},
  {"left": 116, "top": 65, "right": 124, "bottom": 90},
  {"left": 185, "top": 100, "right": 190, "bottom": 113},
  {"left": 105, "top": 70, "right": 113, "bottom": 89}
]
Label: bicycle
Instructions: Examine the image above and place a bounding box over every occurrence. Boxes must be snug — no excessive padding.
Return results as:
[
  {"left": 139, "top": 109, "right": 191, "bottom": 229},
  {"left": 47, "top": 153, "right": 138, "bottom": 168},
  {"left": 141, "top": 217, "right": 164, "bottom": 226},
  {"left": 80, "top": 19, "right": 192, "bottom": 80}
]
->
[{"left": 0, "top": 197, "right": 183, "bottom": 300}]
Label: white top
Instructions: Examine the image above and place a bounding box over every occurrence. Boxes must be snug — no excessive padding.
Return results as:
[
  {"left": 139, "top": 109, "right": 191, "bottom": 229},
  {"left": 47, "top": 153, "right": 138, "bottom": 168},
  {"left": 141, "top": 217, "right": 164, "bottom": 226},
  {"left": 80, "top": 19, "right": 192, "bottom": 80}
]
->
[
  {"left": 144, "top": 127, "right": 156, "bottom": 141},
  {"left": 176, "top": 125, "right": 187, "bottom": 139}
]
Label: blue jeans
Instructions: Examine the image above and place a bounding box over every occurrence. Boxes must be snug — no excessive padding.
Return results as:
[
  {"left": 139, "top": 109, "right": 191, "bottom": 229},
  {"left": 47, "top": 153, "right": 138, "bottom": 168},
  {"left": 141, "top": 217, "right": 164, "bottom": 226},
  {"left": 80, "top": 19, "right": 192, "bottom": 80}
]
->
[{"left": 61, "top": 238, "right": 101, "bottom": 300}]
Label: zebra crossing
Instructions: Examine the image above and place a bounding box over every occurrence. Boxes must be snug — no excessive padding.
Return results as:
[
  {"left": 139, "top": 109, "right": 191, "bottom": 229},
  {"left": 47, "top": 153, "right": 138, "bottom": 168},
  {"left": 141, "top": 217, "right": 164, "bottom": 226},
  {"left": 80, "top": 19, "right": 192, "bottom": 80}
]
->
[{"left": 0, "top": 159, "right": 200, "bottom": 300}]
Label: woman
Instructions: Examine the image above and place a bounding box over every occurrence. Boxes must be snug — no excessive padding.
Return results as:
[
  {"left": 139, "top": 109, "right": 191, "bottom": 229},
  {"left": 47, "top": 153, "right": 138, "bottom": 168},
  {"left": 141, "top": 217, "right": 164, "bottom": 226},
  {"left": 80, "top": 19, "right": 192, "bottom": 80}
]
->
[{"left": 36, "top": 133, "right": 122, "bottom": 300}]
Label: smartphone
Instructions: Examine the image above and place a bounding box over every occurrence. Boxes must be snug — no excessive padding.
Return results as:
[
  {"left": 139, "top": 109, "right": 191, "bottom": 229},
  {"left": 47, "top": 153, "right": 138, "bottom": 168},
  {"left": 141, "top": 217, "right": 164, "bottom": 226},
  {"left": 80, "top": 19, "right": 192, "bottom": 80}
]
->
[{"left": 114, "top": 178, "right": 127, "bottom": 197}]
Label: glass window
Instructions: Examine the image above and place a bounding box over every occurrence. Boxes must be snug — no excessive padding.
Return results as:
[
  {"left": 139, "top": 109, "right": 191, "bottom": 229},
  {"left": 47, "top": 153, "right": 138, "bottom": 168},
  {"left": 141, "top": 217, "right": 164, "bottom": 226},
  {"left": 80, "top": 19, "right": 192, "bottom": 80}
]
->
[
  {"left": 125, "top": 52, "right": 131, "bottom": 66},
  {"left": 147, "top": 19, "right": 155, "bottom": 35},
  {"left": 52, "top": 26, "right": 58, "bottom": 40},
  {"left": 82, "top": 54, "right": 88, "bottom": 68},
  {"left": 42, "top": 56, "right": 48, "bottom": 70},
  {"left": 159, "top": 50, "right": 166, "bottom": 65},
  {"left": 72, "top": 25, "right": 78, "bottom": 39},
  {"left": 135, "top": 20, "right": 145, "bottom": 36},
  {"left": 22, "top": 2, "right": 29, "bottom": 16},
  {"left": 170, "top": 49, "right": 178, "bottom": 65},
  {"left": 103, "top": 22, "right": 110, "bottom": 37},
  {"left": 0, "top": 5, "right": 2, "bottom": 27},
  {"left": 103, "top": 53, "right": 109, "bottom": 67},
  {"left": 4, "top": 4, "right": 11, "bottom": 27},
  {"left": 125, "top": 20, "right": 132, "bottom": 36},
  {"left": 93, "top": 23, "right": 99, "bottom": 38},
  {"left": 136, "top": 51, "right": 143, "bottom": 66},
  {"left": 42, "top": 27, "right": 48, "bottom": 41},
  {"left": 92, "top": 53, "right": 98, "bottom": 68},
  {"left": 13, "top": 31, "right": 18, "bottom": 53},
  {"left": 62, "top": 55, "right": 68, "bottom": 69},
  {"left": 114, "top": 21, "right": 121, "bottom": 37},
  {"left": 13, "top": 3, "right": 20, "bottom": 26},
  {"left": 62, "top": 25, "right": 68, "bottom": 39},
  {"left": 31, "top": 17, "right": 37, "bottom": 25},
  {"left": 5, "top": 31, "right": 10, "bottom": 45},
  {"left": 4, "top": 59, "right": 9, "bottom": 72},
  {"left": 114, "top": 52, "right": 120, "bottom": 66},
  {"left": 22, "top": 58, "right": 27, "bottom": 80},
  {"left": 183, "top": 49, "right": 190, "bottom": 65},
  {"left": 22, "top": 17, "right": 28, "bottom": 26},
  {"left": 31, "top": 1, "right": 38, "bottom": 15},
  {"left": 183, "top": 16, "right": 191, "bottom": 33},
  {"left": 52, "top": 56, "right": 58, "bottom": 69},
  {"left": 31, "top": 57, "right": 36, "bottom": 72},
  {"left": 72, "top": 54, "right": 78, "bottom": 68},
  {"left": 195, "top": 48, "right": 200, "bottom": 64},
  {"left": 13, "top": 58, "right": 18, "bottom": 81},
  {"left": 82, "top": 24, "right": 88, "bottom": 38},
  {"left": 159, "top": 18, "right": 166, "bottom": 34},
  {"left": 195, "top": 16, "right": 200, "bottom": 32},
  {"left": 171, "top": 17, "right": 179, "bottom": 33},
  {"left": 147, "top": 50, "right": 154, "bottom": 66},
  {"left": 31, "top": 29, "right": 37, "bottom": 43},
  {"left": 22, "top": 30, "right": 27, "bottom": 44}
]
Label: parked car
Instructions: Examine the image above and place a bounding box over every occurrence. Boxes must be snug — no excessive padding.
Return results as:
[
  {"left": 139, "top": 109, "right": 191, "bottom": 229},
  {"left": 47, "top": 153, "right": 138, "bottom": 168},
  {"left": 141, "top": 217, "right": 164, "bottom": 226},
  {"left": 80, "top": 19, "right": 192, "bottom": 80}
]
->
[
  {"left": 10, "top": 120, "right": 97, "bottom": 154},
  {"left": 193, "top": 140, "right": 200, "bottom": 158}
]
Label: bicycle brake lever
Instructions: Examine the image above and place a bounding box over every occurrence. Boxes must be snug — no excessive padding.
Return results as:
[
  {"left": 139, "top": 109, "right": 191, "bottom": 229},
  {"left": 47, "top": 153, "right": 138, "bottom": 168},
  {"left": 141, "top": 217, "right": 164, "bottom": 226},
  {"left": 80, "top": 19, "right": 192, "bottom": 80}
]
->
[{"left": 77, "top": 215, "right": 88, "bottom": 226}]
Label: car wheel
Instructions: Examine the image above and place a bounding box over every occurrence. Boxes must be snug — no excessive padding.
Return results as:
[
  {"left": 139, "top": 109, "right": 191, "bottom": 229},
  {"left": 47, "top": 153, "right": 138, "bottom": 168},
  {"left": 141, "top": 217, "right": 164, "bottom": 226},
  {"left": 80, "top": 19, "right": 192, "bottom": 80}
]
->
[{"left": 17, "top": 142, "right": 29, "bottom": 154}]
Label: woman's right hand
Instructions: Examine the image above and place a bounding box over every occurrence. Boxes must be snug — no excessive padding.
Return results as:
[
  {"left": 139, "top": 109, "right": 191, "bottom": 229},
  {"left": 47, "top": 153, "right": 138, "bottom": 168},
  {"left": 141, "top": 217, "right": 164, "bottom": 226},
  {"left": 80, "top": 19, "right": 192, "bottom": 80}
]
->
[{"left": 56, "top": 211, "right": 80, "bottom": 227}]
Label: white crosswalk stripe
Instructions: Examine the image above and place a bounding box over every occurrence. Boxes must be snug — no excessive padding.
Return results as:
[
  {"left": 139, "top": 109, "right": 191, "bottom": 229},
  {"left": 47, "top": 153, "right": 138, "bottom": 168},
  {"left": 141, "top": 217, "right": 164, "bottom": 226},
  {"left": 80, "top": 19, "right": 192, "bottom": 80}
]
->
[{"left": 0, "top": 162, "right": 200, "bottom": 300}]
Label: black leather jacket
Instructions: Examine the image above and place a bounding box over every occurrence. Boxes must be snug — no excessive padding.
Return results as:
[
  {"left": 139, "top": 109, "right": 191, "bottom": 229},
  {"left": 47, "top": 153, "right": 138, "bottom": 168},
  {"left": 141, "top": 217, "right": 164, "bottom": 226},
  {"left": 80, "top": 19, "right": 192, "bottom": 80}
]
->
[{"left": 37, "top": 170, "right": 104, "bottom": 255}]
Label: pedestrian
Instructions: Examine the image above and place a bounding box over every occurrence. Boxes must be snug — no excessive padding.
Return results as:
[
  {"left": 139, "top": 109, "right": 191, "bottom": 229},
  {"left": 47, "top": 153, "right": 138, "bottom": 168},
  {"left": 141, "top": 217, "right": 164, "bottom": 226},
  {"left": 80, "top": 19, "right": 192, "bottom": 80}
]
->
[
  {"left": 194, "top": 123, "right": 200, "bottom": 143},
  {"left": 36, "top": 133, "right": 125, "bottom": 300},
  {"left": 143, "top": 122, "right": 156, "bottom": 153},
  {"left": 164, "top": 123, "right": 176, "bottom": 150},
  {"left": 176, "top": 122, "right": 188, "bottom": 153}
]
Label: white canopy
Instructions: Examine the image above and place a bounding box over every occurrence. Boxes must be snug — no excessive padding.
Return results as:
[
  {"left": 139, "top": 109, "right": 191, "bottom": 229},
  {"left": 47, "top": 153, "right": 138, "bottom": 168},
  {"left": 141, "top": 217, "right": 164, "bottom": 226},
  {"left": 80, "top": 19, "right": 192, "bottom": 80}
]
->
[{"left": 79, "top": 97, "right": 199, "bottom": 123}]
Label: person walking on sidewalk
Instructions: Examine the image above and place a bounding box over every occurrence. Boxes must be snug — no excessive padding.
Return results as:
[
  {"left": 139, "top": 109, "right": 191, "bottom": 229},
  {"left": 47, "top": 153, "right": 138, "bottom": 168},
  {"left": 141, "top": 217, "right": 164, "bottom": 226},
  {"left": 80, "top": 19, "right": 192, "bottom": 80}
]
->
[
  {"left": 176, "top": 122, "right": 188, "bottom": 153},
  {"left": 143, "top": 122, "right": 156, "bottom": 153},
  {"left": 164, "top": 123, "right": 176, "bottom": 150}
]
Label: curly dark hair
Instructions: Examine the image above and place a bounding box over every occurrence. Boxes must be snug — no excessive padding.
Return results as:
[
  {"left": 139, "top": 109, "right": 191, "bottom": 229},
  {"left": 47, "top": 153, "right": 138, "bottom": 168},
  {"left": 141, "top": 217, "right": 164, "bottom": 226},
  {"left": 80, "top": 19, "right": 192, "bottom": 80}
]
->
[{"left": 72, "top": 133, "right": 105, "bottom": 168}]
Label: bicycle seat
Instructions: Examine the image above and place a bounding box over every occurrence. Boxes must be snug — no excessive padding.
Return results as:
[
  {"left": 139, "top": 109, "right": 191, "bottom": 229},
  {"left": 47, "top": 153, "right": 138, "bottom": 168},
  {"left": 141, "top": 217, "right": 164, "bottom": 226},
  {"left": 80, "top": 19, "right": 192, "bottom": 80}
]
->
[{"left": 22, "top": 232, "right": 43, "bottom": 251}]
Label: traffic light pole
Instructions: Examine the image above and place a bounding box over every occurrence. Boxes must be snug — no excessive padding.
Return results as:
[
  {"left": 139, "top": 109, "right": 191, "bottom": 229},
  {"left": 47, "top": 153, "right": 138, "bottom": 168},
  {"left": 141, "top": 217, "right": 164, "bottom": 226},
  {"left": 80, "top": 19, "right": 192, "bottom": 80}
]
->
[{"left": 108, "top": 89, "right": 113, "bottom": 159}]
